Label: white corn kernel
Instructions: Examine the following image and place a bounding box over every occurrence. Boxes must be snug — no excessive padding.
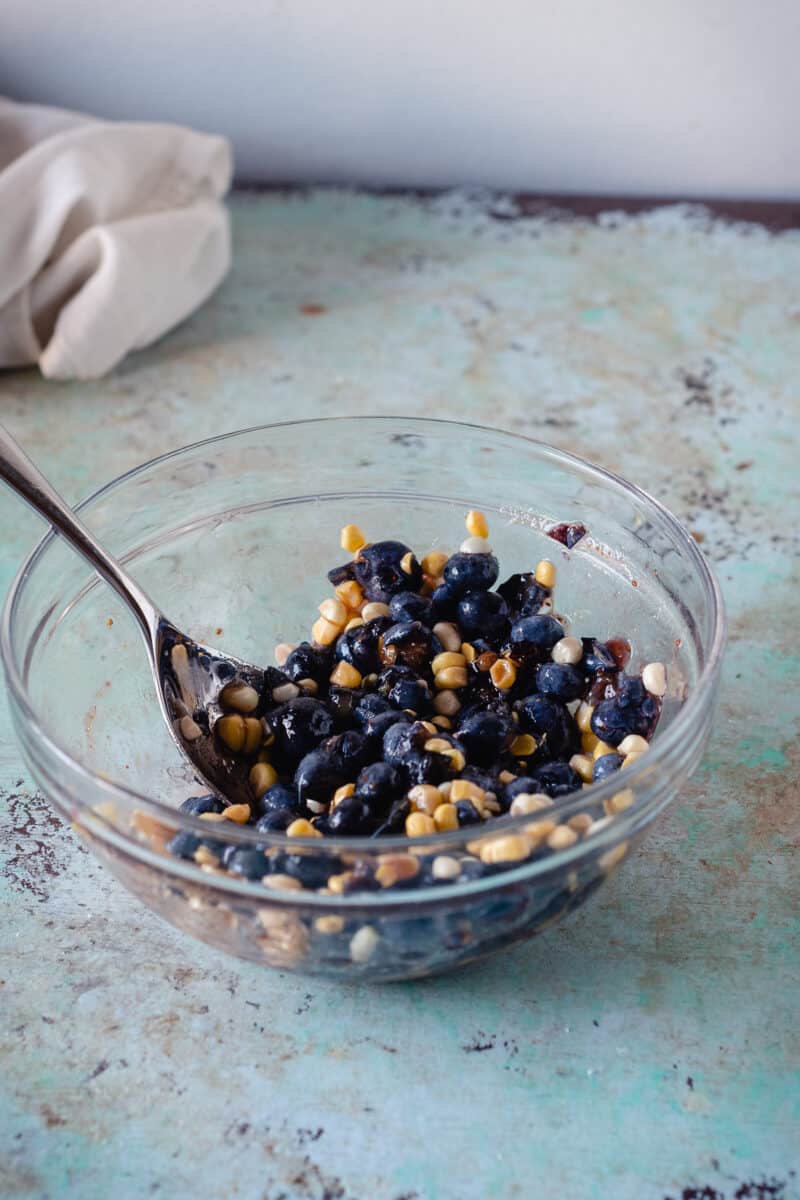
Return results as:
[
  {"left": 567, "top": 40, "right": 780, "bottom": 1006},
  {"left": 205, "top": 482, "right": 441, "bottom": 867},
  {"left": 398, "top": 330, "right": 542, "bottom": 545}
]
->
[
  {"left": 432, "top": 622, "right": 462, "bottom": 652},
  {"left": 618, "top": 734, "right": 650, "bottom": 756},
  {"left": 432, "top": 855, "right": 462, "bottom": 881},
  {"left": 350, "top": 925, "right": 380, "bottom": 963},
  {"left": 551, "top": 636, "right": 583, "bottom": 665},
  {"left": 642, "top": 662, "right": 667, "bottom": 697},
  {"left": 361, "top": 602, "right": 391, "bottom": 622},
  {"left": 460, "top": 536, "right": 493, "bottom": 555},
  {"left": 509, "top": 792, "right": 553, "bottom": 817},
  {"left": 272, "top": 681, "right": 300, "bottom": 703},
  {"left": 274, "top": 642, "right": 295, "bottom": 667}
]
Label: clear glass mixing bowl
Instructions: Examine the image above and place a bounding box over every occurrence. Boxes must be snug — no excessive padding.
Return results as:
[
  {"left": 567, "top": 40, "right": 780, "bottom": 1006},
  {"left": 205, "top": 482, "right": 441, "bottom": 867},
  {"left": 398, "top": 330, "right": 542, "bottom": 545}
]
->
[{"left": 1, "top": 418, "right": 725, "bottom": 981}]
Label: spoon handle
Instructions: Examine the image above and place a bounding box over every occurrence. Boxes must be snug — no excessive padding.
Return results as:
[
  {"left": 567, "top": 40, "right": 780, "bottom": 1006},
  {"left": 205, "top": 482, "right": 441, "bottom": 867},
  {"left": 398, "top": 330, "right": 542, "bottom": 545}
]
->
[{"left": 0, "top": 423, "right": 159, "bottom": 636}]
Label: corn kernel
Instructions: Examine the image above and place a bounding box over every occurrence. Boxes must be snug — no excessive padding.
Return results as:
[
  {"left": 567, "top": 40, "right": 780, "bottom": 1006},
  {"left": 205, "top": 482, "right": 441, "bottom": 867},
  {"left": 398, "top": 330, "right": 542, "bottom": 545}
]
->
[
  {"left": 433, "top": 689, "right": 461, "bottom": 716},
  {"left": 420, "top": 721, "right": 438, "bottom": 735},
  {"left": 432, "top": 855, "right": 461, "bottom": 881},
  {"left": 622, "top": 752, "right": 646, "bottom": 769},
  {"left": 490, "top": 658, "right": 517, "bottom": 690},
  {"left": 262, "top": 874, "right": 304, "bottom": 892},
  {"left": 375, "top": 853, "right": 420, "bottom": 888},
  {"left": 422, "top": 551, "right": 449, "bottom": 577},
  {"left": 569, "top": 753, "right": 594, "bottom": 783},
  {"left": 547, "top": 824, "right": 579, "bottom": 851},
  {"left": 460, "top": 536, "right": 492, "bottom": 554},
  {"left": 361, "top": 601, "right": 391, "bottom": 622},
  {"left": 576, "top": 702, "right": 594, "bottom": 733},
  {"left": 340, "top": 524, "right": 366, "bottom": 552},
  {"left": 219, "top": 681, "right": 260, "bottom": 714},
  {"left": 618, "top": 734, "right": 650, "bottom": 756},
  {"left": 604, "top": 788, "right": 635, "bottom": 816},
  {"left": 312, "top": 616, "right": 340, "bottom": 646},
  {"left": 551, "top": 636, "right": 583, "bottom": 665},
  {"left": 408, "top": 785, "right": 441, "bottom": 815},
  {"left": 286, "top": 818, "right": 322, "bottom": 838},
  {"left": 193, "top": 845, "right": 220, "bottom": 867},
  {"left": 535, "top": 559, "right": 556, "bottom": 588},
  {"left": 216, "top": 714, "right": 247, "bottom": 753},
  {"left": 344, "top": 616, "right": 364, "bottom": 632},
  {"left": 432, "top": 621, "right": 461, "bottom": 651},
  {"left": 465, "top": 510, "right": 489, "bottom": 539},
  {"left": 437, "top": 780, "right": 453, "bottom": 799},
  {"left": 405, "top": 812, "right": 437, "bottom": 837},
  {"left": 511, "top": 733, "right": 536, "bottom": 757},
  {"left": 451, "top": 779, "right": 485, "bottom": 803},
  {"left": 424, "top": 736, "right": 454, "bottom": 755},
  {"left": 568, "top": 812, "right": 594, "bottom": 835},
  {"left": 315, "top": 915, "right": 345, "bottom": 934},
  {"left": 435, "top": 666, "right": 468, "bottom": 689},
  {"left": 433, "top": 803, "right": 459, "bottom": 832},
  {"left": 335, "top": 580, "right": 364, "bottom": 611},
  {"left": 249, "top": 761, "right": 278, "bottom": 798},
  {"left": 432, "top": 650, "right": 467, "bottom": 674},
  {"left": 461, "top": 642, "right": 477, "bottom": 664},
  {"left": 592, "top": 740, "right": 618, "bottom": 760},
  {"left": 331, "top": 783, "right": 355, "bottom": 809},
  {"left": 509, "top": 792, "right": 552, "bottom": 817},
  {"left": 297, "top": 678, "right": 319, "bottom": 695},
  {"left": 432, "top": 715, "right": 452, "bottom": 730},
  {"left": 400, "top": 551, "right": 416, "bottom": 575},
  {"left": 329, "top": 661, "right": 362, "bottom": 689},
  {"left": 274, "top": 642, "right": 295, "bottom": 666},
  {"left": 581, "top": 729, "right": 600, "bottom": 754},
  {"left": 222, "top": 804, "right": 251, "bottom": 824},
  {"left": 498, "top": 769, "right": 517, "bottom": 785},
  {"left": 480, "top": 834, "right": 533, "bottom": 865},
  {"left": 642, "top": 661, "right": 667, "bottom": 697},
  {"left": 319, "top": 597, "right": 348, "bottom": 626}
]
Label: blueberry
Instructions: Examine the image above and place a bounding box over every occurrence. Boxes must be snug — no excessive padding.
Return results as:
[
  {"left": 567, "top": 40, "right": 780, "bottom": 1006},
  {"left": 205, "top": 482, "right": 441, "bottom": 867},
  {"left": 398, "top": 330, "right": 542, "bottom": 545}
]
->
[
  {"left": 254, "top": 809, "right": 295, "bottom": 832},
  {"left": 328, "top": 729, "right": 371, "bottom": 774},
  {"left": 457, "top": 710, "right": 514, "bottom": 765},
  {"left": 457, "top": 856, "right": 488, "bottom": 880},
  {"left": 457, "top": 591, "right": 509, "bottom": 640},
  {"left": 442, "top": 552, "right": 499, "bottom": 597},
  {"left": 387, "top": 676, "right": 430, "bottom": 713},
  {"left": 354, "top": 693, "right": 392, "bottom": 725},
  {"left": 379, "top": 621, "right": 440, "bottom": 672},
  {"left": 354, "top": 541, "right": 422, "bottom": 602},
  {"left": 226, "top": 847, "right": 268, "bottom": 880},
  {"left": 372, "top": 796, "right": 411, "bottom": 836},
  {"left": 327, "top": 561, "right": 356, "bottom": 587},
  {"left": 590, "top": 674, "right": 660, "bottom": 745},
  {"left": 326, "top": 795, "right": 374, "bottom": 835},
  {"left": 166, "top": 830, "right": 201, "bottom": 859},
  {"left": 496, "top": 572, "right": 547, "bottom": 617},
  {"left": 455, "top": 799, "right": 483, "bottom": 826},
  {"left": 294, "top": 749, "right": 346, "bottom": 806},
  {"left": 284, "top": 641, "right": 333, "bottom": 684},
  {"left": 376, "top": 664, "right": 418, "bottom": 694},
  {"left": 354, "top": 761, "right": 403, "bottom": 812},
  {"left": 271, "top": 852, "right": 335, "bottom": 890},
  {"left": 460, "top": 764, "right": 501, "bottom": 795},
  {"left": 581, "top": 638, "right": 616, "bottom": 674},
  {"left": 179, "top": 794, "right": 224, "bottom": 815},
  {"left": 504, "top": 776, "right": 540, "bottom": 803},
  {"left": 592, "top": 752, "right": 623, "bottom": 782},
  {"left": 327, "top": 685, "right": 358, "bottom": 727},
  {"left": 267, "top": 697, "right": 336, "bottom": 764},
  {"left": 514, "top": 694, "right": 577, "bottom": 758},
  {"left": 535, "top": 662, "right": 586, "bottom": 701},
  {"left": 527, "top": 761, "right": 582, "bottom": 798},
  {"left": 509, "top": 615, "right": 565, "bottom": 654},
  {"left": 254, "top": 783, "right": 297, "bottom": 819},
  {"left": 362, "top": 708, "right": 411, "bottom": 746},
  {"left": 382, "top": 719, "right": 425, "bottom": 766},
  {"left": 389, "top": 591, "right": 434, "bottom": 625},
  {"left": 429, "top": 584, "right": 459, "bottom": 621},
  {"left": 335, "top": 619, "right": 390, "bottom": 674},
  {"left": 404, "top": 751, "right": 452, "bottom": 786}
]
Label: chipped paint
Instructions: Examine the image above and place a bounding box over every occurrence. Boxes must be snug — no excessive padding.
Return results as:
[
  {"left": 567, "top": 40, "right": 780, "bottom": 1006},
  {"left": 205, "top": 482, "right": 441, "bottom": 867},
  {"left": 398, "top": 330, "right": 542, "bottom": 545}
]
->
[{"left": 1, "top": 190, "right": 799, "bottom": 1199}]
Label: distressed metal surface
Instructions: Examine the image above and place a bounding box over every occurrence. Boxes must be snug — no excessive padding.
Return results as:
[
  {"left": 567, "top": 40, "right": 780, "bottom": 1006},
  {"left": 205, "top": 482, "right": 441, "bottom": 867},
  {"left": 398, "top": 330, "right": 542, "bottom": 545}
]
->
[{"left": 1, "top": 191, "right": 798, "bottom": 1200}]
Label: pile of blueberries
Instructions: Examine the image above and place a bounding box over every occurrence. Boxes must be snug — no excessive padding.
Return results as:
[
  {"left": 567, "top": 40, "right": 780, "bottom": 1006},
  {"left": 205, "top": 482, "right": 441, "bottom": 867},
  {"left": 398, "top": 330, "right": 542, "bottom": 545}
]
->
[{"left": 166, "top": 515, "right": 663, "bottom": 885}]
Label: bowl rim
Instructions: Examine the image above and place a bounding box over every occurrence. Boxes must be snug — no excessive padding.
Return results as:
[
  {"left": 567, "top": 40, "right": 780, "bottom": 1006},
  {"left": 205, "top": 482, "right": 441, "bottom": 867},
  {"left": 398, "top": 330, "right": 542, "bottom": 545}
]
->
[{"left": 0, "top": 415, "right": 727, "bottom": 868}]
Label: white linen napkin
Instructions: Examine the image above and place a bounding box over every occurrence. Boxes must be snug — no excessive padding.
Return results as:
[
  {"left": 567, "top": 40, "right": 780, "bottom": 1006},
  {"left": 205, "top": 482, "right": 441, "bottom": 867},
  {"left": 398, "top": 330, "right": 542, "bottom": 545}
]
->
[{"left": 0, "top": 97, "right": 232, "bottom": 380}]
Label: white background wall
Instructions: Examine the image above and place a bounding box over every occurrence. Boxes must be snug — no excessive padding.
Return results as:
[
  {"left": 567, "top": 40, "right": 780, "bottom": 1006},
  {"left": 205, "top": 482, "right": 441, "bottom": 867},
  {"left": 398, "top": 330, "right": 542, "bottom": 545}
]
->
[{"left": 2, "top": 0, "right": 798, "bottom": 197}]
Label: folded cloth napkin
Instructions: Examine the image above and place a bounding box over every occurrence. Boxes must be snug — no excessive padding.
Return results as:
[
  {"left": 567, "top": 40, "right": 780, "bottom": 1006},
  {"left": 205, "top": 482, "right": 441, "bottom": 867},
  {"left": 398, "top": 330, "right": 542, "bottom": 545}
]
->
[{"left": 0, "top": 96, "right": 232, "bottom": 379}]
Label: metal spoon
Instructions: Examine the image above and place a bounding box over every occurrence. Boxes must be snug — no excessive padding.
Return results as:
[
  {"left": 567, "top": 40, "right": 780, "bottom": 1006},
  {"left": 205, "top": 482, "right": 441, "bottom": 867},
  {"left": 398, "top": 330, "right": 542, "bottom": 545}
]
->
[{"left": 0, "top": 423, "right": 268, "bottom": 808}]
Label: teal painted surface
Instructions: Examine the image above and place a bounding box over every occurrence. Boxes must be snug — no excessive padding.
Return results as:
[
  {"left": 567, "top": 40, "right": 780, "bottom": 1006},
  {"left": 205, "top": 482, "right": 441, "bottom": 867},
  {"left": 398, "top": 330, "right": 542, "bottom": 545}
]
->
[{"left": 1, "top": 191, "right": 798, "bottom": 1200}]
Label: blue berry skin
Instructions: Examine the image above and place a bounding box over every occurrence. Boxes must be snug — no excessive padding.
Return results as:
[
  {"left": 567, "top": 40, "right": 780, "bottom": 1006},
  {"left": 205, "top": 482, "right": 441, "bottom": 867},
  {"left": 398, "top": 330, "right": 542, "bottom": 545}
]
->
[
  {"left": 271, "top": 852, "right": 336, "bottom": 890},
  {"left": 267, "top": 697, "right": 336, "bottom": 764},
  {"left": 535, "top": 662, "right": 586, "bottom": 701},
  {"left": 389, "top": 591, "right": 434, "bottom": 625},
  {"left": 429, "top": 584, "right": 459, "bottom": 621},
  {"left": 514, "top": 694, "right": 577, "bottom": 759},
  {"left": 226, "top": 848, "right": 268, "bottom": 880},
  {"left": 254, "top": 809, "right": 295, "bottom": 832},
  {"left": 455, "top": 799, "right": 483, "bottom": 826},
  {"left": 327, "top": 561, "right": 357, "bottom": 587},
  {"left": 504, "top": 776, "right": 540, "bottom": 803},
  {"left": 457, "top": 590, "right": 509, "bottom": 640},
  {"left": 327, "top": 685, "right": 358, "bottom": 728},
  {"left": 442, "top": 552, "right": 499, "bottom": 597},
  {"left": 179, "top": 794, "right": 224, "bottom": 816},
  {"left": 253, "top": 783, "right": 297, "bottom": 820},
  {"left": 326, "top": 795, "right": 374, "bottom": 834},
  {"left": 382, "top": 719, "right": 426, "bottom": 766},
  {"left": 388, "top": 676, "right": 430, "bottom": 713},
  {"left": 354, "top": 541, "right": 422, "bottom": 602},
  {"left": 372, "top": 796, "right": 411, "bottom": 836},
  {"left": 335, "top": 619, "right": 390, "bottom": 674},
  {"left": 457, "top": 710, "right": 514, "bottom": 766},
  {"left": 166, "top": 830, "right": 201, "bottom": 859},
  {"left": 380, "top": 621, "right": 441, "bottom": 672},
  {"left": 354, "top": 693, "right": 392, "bottom": 725},
  {"left": 581, "top": 639, "right": 616, "bottom": 674},
  {"left": 509, "top": 615, "right": 565, "bottom": 654},
  {"left": 592, "top": 752, "right": 624, "bottom": 782},
  {"left": 496, "top": 572, "right": 547, "bottom": 618},
  {"left": 328, "top": 730, "right": 371, "bottom": 774},
  {"left": 362, "top": 708, "right": 411, "bottom": 747},
  {"left": 284, "top": 641, "right": 333, "bottom": 684},
  {"left": 528, "top": 760, "right": 582, "bottom": 798},
  {"left": 590, "top": 674, "right": 660, "bottom": 745},
  {"left": 294, "top": 749, "right": 346, "bottom": 806},
  {"left": 354, "top": 761, "right": 403, "bottom": 812}
]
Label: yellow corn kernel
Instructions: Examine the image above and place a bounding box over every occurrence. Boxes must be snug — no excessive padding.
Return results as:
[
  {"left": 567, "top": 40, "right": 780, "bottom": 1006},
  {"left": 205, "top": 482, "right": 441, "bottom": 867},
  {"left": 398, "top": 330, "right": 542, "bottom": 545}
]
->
[
  {"left": 344, "top": 616, "right": 364, "bottom": 632},
  {"left": 569, "top": 753, "right": 594, "bottom": 783},
  {"left": 509, "top": 792, "right": 552, "bottom": 817},
  {"left": 524, "top": 818, "right": 557, "bottom": 843},
  {"left": 432, "top": 621, "right": 461, "bottom": 651},
  {"left": 329, "top": 661, "right": 362, "bottom": 689},
  {"left": 420, "top": 721, "right": 438, "bottom": 735},
  {"left": 592, "top": 740, "right": 618, "bottom": 760},
  {"left": 460, "top": 642, "right": 477, "bottom": 664},
  {"left": 274, "top": 642, "right": 295, "bottom": 667},
  {"left": 335, "top": 580, "right": 365, "bottom": 611},
  {"left": 433, "top": 689, "right": 461, "bottom": 716},
  {"left": 215, "top": 714, "right": 247, "bottom": 753},
  {"left": 340, "top": 523, "right": 366, "bottom": 552},
  {"left": 249, "top": 761, "right": 278, "bottom": 798},
  {"left": 535, "top": 559, "right": 556, "bottom": 588},
  {"left": 422, "top": 551, "right": 449, "bottom": 577},
  {"left": 375, "top": 853, "right": 420, "bottom": 888},
  {"left": 361, "top": 601, "right": 391, "bottom": 622},
  {"left": 298, "top": 678, "right": 319, "bottom": 695},
  {"left": 424, "top": 736, "right": 454, "bottom": 755},
  {"left": 465, "top": 510, "right": 489, "bottom": 539},
  {"left": 480, "top": 835, "right": 533, "bottom": 865},
  {"left": 618, "top": 734, "right": 650, "bottom": 756},
  {"left": 604, "top": 788, "right": 635, "bottom": 816},
  {"left": 312, "top": 616, "right": 341, "bottom": 646},
  {"left": 490, "top": 659, "right": 517, "bottom": 690},
  {"left": 434, "top": 803, "right": 459, "bottom": 832},
  {"left": 498, "top": 769, "right": 517, "bottom": 785},
  {"left": 547, "top": 824, "right": 579, "bottom": 851},
  {"left": 432, "top": 650, "right": 467, "bottom": 674},
  {"left": 315, "top": 915, "right": 346, "bottom": 935},
  {"left": 581, "top": 729, "right": 600, "bottom": 754},
  {"left": 405, "top": 812, "right": 437, "bottom": 837},
  {"left": 622, "top": 752, "right": 646, "bottom": 769},
  {"left": 286, "top": 818, "right": 323, "bottom": 838},
  {"left": 432, "top": 715, "right": 452, "bottom": 730},
  {"left": 408, "top": 784, "right": 441, "bottom": 816},
  {"left": 576, "top": 702, "right": 594, "bottom": 733},
  {"left": 198, "top": 811, "right": 226, "bottom": 823},
  {"left": 568, "top": 812, "right": 594, "bottom": 835},
  {"left": 510, "top": 733, "right": 536, "bottom": 757},
  {"left": 451, "top": 779, "right": 485, "bottom": 803},
  {"left": 319, "top": 597, "right": 348, "bottom": 626},
  {"left": 331, "top": 783, "right": 355, "bottom": 809},
  {"left": 437, "top": 780, "right": 453, "bottom": 800},
  {"left": 219, "top": 681, "right": 260, "bottom": 714},
  {"left": 400, "top": 551, "right": 416, "bottom": 575},
  {"left": 435, "top": 666, "right": 468, "bottom": 689},
  {"left": 222, "top": 804, "right": 251, "bottom": 824},
  {"left": 193, "top": 845, "right": 220, "bottom": 867}
]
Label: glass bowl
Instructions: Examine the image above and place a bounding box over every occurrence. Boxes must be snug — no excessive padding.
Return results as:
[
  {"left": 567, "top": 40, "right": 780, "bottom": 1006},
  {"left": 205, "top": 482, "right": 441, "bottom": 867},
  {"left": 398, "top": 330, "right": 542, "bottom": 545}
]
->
[{"left": 1, "top": 417, "right": 725, "bottom": 981}]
